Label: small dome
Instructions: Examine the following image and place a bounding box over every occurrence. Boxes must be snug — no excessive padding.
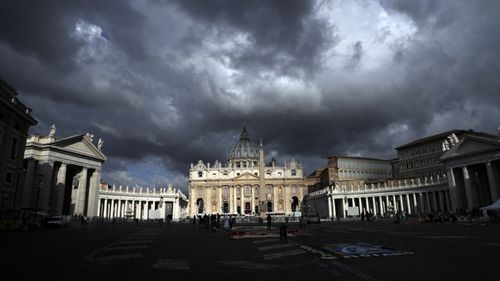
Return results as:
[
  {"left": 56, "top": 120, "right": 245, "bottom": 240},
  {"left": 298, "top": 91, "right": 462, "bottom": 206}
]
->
[{"left": 228, "top": 125, "right": 259, "bottom": 161}]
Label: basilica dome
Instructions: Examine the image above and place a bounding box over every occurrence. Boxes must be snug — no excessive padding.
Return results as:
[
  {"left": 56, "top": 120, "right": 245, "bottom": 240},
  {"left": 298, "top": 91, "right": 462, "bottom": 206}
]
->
[{"left": 227, "top": 125, "right": 259, "bottom": 162}]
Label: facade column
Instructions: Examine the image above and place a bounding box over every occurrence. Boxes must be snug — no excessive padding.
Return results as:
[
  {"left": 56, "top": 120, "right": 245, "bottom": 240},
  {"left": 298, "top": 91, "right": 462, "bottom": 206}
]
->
[
  {"left": 327, "top": 194, "right": 333, "bottom": 218},
  {"left": 332, "top": 197, "right": 337, "bottom": 219},
  {"left": 392, "top": 195, "right": 397, "bottom": 212},
  {"left": 219, "top": 187, "right": 223, "bottom": 213},
  {"left": 406, "top": 194, "right": 411, "bottom": 214},
  {"left": 251, "top": 186, "right": 255, "bottom": 214},
  {"left": 360, "top": 197, "right": 365, "bottom": 213},
  {"left": 486, "top": 162, "right": 498, "bottom": 202},
  {"left": 233, "top": 186, "right": 238, "bottom": 214},
  {"left": 342, "top": 197, "right": 347, "bottom": 218},
  {"left": 462, "top": 166, "right": 474, "bottom": 210},
  {"left": 53, "top": 163, "right": 67, "bottom": 215},
  {"left": 75, "top": 168, "right": 88, "bottom": 215},
  {"left": 399, "top": 195, "right": 404, "bottom": 213},
  {"left": 371, "top": 197, "right": 376, "bottom": 214}
]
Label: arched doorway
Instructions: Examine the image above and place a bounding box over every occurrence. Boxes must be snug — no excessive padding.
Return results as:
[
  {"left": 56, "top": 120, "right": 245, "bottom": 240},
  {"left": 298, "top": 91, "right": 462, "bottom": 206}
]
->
[
  {"left": 196, "top": 198, "right": 204, "bottom": 214},
  {"left": 267, "top": 202, "right": 273, "bottom": 212},
  {"left": 291, "top": 196, "right": 299, "bottom": 212}
]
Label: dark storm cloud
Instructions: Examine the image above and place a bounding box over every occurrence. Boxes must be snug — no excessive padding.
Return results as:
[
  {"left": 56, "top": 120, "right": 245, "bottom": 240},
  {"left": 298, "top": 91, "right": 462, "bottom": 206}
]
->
[
  {"left": 172, "top": 0, "right": 335, "bottom": 76},
  {"left": 0, "top": 0, "right": 499, "bottom": 190}
]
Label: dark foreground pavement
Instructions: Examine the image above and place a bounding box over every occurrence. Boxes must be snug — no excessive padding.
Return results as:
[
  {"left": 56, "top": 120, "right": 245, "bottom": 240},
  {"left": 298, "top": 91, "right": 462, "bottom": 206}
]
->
[{"left": 1, "top": 220, "right": 499, "bottom": 281}]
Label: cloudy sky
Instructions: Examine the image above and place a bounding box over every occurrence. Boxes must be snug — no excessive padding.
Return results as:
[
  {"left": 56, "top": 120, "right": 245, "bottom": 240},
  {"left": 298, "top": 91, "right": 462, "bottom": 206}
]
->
[{"left": 1, "top": 0, "right": 499, "bottom": 191}]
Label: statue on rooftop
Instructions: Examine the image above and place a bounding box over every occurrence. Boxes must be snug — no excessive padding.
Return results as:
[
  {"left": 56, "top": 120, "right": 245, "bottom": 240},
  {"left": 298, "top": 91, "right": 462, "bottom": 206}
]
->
[
  {"left": 49, "top": 124, "right": 56, "bottom": 137},
  {"left": 97, "top": 138, "right": 104, "bottom": 150}
]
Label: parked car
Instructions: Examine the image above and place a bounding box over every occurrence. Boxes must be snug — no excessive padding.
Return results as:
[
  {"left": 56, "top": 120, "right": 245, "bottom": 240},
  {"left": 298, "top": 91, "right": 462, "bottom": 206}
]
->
[{"left": 46, "top": 216, "right": 71, "bottom": 228}]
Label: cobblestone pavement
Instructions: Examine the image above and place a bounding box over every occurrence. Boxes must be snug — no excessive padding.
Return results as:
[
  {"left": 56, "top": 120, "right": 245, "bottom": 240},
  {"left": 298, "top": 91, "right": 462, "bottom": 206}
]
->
[{"left": 1, "top": 220, "right": 499, "bottom": 281}]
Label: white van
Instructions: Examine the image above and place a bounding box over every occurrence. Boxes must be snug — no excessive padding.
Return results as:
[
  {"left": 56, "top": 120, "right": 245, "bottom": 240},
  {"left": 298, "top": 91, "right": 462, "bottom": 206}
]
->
[{"left": 47, "top": 216, "right": 71, "bottom": 227}]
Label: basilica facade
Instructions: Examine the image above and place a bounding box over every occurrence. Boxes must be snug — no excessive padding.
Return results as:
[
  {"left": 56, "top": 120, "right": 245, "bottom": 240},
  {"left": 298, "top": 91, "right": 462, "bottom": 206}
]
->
[{"left": 188, "top": 126, "right": 305, "bottom": 217}]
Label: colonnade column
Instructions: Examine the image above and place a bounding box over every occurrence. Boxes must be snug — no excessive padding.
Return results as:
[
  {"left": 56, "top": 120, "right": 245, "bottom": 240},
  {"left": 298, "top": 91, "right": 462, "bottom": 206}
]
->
[
  {"left": 486, "top": 162, "right": 498, "bottom": 202},
  {"left": 103, "top": 199, "right": 108, "bottom": 217},
  {"left": 406, "top": 194, "right": 411, "bottom": 214},
  {"left": 432, "top": 191, "right": 438, "bottom": 212},
  {"left": 439, "top": 191, "right": 445, "bottom": 211},
  {"left": 110, "top": 199, "right": 114, "bottom": 218},
  {"left": 412, "top": 193, "right": 418, "bottom": 214},
  {"left": 425, "top": 193, "right": 431, "bottom": 213},
  {"left": 371, "top": 197, "right": 376, "bottom": 214},
  {"left": 378, "top": 197, "right": 383, "bottom": 216}
]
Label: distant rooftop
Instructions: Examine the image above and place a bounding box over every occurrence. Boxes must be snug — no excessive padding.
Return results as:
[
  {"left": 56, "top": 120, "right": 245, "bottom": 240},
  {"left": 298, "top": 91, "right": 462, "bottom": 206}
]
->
[
  {"left": 327, "top": 155, "right": 391, "bottom": 162},
  {"left": 395, "top": 129, "right": 497, "bottom": 150}
]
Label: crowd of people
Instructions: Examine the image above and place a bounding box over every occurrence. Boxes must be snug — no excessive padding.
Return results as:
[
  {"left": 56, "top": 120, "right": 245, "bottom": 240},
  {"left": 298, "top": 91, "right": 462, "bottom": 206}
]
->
[{"left": 192, "top": 214, "right": 236, "bottom": 231}]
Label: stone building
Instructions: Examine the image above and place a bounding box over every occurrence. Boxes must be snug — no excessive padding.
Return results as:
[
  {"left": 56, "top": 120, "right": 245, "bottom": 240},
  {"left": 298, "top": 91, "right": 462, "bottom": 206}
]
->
[
  {"left": 307, "top": 156, "right": 392, "bottom": 188},
  {"left": 21, "top": 127, "right": 106, "bottom": 217},
  {"left": 188, "top": 126, "right": 305, "bottom": 217},
  {"left": 393, "top": 130, "right": 496, "bottom": 178},
  {"left": 98, "top": 183, "right": 188, "bottom": 221},
  {"left": 0, "top": 78, "right": 37, "bottom": 210},
  {"left": 305, "top": 128, "right": 500, "bottom": 219}
]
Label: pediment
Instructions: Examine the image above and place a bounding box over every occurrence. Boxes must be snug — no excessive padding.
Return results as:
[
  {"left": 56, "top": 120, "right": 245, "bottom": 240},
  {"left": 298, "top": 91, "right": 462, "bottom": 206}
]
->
[
  {"left": 233, "top": 172, "right": 260, "bottom": 180},
  {"left": 51, "top": 134, "right": 107, "bottom": 161},
  {"left": 441, "top": 135, "right": 500, "bottom": 161}
]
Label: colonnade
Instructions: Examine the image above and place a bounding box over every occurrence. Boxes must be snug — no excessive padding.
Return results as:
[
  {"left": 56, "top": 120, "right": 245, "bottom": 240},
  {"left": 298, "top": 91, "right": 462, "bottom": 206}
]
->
[
  {"left": 98, "top": 198, "right": 160, "bottom": 220},
  {"left": 327, "top": 188, "right": 452, "bottom": 218}
]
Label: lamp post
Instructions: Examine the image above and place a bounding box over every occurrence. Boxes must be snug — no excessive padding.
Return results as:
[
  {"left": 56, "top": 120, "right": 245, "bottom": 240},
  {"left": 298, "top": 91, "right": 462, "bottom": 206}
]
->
[{"left": 34, "top": 175, "right": 43, "bottom": 226}]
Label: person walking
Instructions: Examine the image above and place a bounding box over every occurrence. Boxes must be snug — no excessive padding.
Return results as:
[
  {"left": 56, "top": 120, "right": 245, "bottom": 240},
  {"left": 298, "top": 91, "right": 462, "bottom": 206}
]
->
[{"left": 266, "top": 214, "right": 272, "bottom": 230}]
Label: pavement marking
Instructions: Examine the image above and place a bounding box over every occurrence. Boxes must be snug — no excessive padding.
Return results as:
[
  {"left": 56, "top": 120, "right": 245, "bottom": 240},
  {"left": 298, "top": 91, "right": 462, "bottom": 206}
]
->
[
  {"left": 425, "top": 236, "right": 478, "bottom": 239},
  {"left": 95, "top": 253, "right": 143, "bottom": 263},
  {"left": 152, "top": 259, "right": 189, "bottom": 270},
  {"left": 258, "top": 243, "right": 294, "bottom": 251},
  {"left": 263, "top": 249, "right": 306, "bottom": 260},
  {"left": 253, "top": 239, "right": 280, "bottom": 244},
  {"left": 116, "top": 240, "right": 154, "bottom": 244},
  {"left": 104, "top": 245, "right": 148, "bottom": 251},
  {"left": 218, "top": 260, "right": 280, "bottom": 270}
]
